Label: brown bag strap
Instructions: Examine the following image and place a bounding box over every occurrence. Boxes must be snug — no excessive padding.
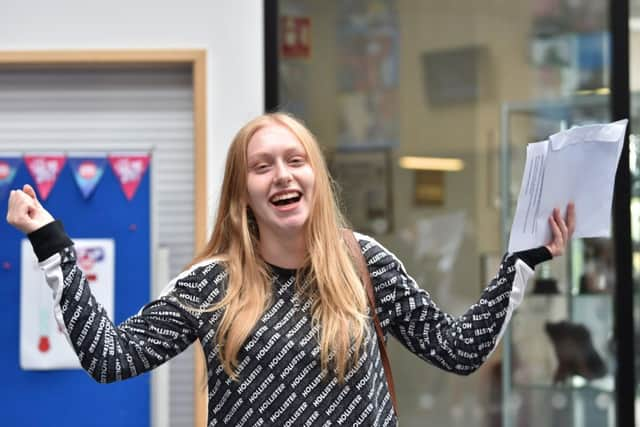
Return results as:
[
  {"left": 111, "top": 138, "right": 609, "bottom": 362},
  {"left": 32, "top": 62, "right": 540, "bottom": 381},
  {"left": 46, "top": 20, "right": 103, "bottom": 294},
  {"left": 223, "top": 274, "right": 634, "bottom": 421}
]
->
[{"left": 342, "top": 229, "right": 399, "bottom": 416}]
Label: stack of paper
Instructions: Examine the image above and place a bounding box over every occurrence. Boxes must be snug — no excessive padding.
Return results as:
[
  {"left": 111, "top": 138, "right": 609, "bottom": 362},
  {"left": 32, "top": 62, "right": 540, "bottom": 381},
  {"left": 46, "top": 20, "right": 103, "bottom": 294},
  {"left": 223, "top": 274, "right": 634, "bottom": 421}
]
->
[{"left": 508, "top": 119, "right": 628, "bottom": 252}]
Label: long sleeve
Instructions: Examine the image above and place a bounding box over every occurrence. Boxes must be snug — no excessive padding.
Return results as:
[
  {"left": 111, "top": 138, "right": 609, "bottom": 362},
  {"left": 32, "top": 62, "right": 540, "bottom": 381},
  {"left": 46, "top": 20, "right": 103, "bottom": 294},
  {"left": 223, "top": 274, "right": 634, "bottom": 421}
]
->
[
  {"left": 356, "top": 232, "right": 537, "bottom": 375},
  {"left": 29, "top": 221, "right": 210, "bottom": 383}
]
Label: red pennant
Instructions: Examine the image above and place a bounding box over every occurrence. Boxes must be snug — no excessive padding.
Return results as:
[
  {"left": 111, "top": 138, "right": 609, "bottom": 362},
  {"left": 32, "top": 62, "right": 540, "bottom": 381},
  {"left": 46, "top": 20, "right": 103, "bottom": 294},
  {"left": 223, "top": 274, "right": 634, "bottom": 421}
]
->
[
  {"left": 109, "top": 154, "right": 150, "bottom": 200},
  {"left": 24, "top": 155, "right": 67, "bottom": 200}
]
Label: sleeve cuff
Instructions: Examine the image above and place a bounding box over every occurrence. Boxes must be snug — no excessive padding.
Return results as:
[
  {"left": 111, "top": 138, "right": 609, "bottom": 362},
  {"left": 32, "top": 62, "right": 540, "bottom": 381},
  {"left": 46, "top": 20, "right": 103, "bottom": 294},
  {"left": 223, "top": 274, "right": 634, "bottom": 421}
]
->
[
  {"left": 514, "top": 246, "right": 553, "bottom": 269},
  {"left": 27, "top": 220, "right": 73, "bottom": 262}
]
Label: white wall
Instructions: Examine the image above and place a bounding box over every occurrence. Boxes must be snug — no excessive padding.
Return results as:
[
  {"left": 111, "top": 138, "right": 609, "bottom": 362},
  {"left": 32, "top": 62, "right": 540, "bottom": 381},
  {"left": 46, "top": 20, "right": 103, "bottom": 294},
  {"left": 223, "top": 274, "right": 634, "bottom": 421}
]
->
[
  {"left": 0, "top": 3, "right": 263, "bottom": 425},
  {"left": 0, "top": 0, "right": 265, "bottom": 219}
]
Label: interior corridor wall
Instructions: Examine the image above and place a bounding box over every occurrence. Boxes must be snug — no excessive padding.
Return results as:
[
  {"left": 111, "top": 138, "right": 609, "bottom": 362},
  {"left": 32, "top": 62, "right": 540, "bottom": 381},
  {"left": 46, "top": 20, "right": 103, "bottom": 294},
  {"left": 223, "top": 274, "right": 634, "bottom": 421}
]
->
[
  {"left": 0, "top": 0, "right": 264, "bottom": 208},
  {"left": 0, "top": 1, "right": 264, "bottom": 426}
]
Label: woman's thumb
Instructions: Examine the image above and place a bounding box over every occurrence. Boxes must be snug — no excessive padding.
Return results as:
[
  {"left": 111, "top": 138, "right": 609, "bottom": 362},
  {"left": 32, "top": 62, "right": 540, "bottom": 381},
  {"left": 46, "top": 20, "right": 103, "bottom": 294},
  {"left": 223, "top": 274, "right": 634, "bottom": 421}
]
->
[{"left": 23, "top": 184, "right": 40, "bottom": 204}]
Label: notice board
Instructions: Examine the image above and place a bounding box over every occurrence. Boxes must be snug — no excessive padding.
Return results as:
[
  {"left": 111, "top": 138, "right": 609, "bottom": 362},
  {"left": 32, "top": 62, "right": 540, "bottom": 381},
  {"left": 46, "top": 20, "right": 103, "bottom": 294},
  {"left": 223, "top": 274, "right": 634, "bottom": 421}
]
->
[{"left": 0, "top": 155, "right": 151, "bottom": 427}]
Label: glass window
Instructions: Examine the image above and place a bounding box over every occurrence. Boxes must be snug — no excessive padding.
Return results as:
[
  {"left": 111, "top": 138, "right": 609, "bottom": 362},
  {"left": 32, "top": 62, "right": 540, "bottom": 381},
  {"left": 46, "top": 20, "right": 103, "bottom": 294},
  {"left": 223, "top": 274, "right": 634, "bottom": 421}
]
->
[{"left": 276, "top": 1, "right": 616, "bottom": 425}]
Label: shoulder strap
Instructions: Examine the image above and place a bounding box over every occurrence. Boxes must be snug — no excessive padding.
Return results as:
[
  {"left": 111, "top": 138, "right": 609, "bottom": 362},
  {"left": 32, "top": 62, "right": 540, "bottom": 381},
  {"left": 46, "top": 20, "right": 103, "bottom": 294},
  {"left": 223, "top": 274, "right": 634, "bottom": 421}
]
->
[{"left": 341, "top": 229, "right": 399, "bottom": 416}]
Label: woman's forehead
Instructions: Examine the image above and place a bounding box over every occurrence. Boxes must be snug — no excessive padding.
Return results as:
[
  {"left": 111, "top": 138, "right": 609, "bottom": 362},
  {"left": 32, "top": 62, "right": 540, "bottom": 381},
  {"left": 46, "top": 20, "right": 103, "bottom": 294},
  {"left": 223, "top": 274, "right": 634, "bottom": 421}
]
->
[{"left": 247, "top": 124, "right": 307, "bottom": 157}]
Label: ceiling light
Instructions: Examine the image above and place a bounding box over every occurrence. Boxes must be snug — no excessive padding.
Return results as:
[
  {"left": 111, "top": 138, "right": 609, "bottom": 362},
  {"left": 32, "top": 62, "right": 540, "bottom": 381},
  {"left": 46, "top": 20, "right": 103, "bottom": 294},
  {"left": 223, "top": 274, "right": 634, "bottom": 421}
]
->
[{"left": 398, "top": 156, "right": 464, "bottom": 171}]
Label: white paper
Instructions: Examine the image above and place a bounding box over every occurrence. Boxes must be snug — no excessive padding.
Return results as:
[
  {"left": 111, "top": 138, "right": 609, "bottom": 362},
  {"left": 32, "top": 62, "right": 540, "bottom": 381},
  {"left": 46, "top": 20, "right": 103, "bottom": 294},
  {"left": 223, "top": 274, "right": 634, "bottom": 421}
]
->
[
  {"left": 20, "top": 239, "right": 115, "bottom": 370},
  {"left": 508, "top": 119, "right": 628, "bottom": 252}
]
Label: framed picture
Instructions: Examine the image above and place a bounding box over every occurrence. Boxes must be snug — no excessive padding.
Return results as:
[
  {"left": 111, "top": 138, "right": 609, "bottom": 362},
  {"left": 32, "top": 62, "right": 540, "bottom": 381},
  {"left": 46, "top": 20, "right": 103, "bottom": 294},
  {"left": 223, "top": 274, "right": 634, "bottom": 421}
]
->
[
  {"left": 422, "top": 45, "right": 488, "bottom": 106},
  {"left": 329, "top": 148, "right": 393, "bottom": 234},
  {"left": 414, "top": 170, "right": 444, "bottom": 206}
]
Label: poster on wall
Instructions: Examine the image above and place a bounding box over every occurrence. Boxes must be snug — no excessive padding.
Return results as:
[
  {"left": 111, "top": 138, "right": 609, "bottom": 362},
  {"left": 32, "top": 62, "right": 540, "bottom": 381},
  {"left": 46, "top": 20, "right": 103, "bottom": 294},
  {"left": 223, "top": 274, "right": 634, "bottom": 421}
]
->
[
  {"left": 20, "top": 239, "right": 115, "bottom": 370},
  {"left": 329, "top": 149, "right": 393, "bottom": 234},
  {"left": 336, "top": 0, "right": 399, "bottom": 148}
]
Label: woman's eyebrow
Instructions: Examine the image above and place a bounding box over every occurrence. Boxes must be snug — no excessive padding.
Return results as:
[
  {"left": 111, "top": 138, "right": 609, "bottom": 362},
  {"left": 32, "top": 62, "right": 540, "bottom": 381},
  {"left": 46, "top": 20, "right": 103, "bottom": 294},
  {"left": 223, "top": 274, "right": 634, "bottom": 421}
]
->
[
  {"left": 247, "top": 152, "right": 272, "bottom": 162},
  {"left": 249, "top": 147, "right": 305, "bottom": 160},
  {"left": 283, "top": 146, "right": 306, "bottom": 156}
]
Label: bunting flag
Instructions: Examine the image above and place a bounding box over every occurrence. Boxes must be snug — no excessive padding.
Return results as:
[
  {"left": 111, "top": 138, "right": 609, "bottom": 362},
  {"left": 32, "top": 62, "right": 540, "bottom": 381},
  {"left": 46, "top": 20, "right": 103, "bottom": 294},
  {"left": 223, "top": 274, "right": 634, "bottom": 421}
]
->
[
  {"left": 108, "top": 154, "right": 150, "bottom": 201},
  {"left": 68, "top": 156, "right": 107, "bottom": 199},
  {"left": 0, "top": 155, "right": 21, "bottom": 200},
  {"left": 23, "top": 154, "right": 66, "bottom": 201}
]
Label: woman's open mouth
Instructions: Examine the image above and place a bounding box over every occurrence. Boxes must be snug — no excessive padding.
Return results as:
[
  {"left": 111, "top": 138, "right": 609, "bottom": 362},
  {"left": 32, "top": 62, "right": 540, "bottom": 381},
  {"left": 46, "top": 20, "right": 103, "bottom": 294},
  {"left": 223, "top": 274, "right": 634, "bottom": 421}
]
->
[{"left": 269, "top": 191, "right": 302, "bottom": 207}]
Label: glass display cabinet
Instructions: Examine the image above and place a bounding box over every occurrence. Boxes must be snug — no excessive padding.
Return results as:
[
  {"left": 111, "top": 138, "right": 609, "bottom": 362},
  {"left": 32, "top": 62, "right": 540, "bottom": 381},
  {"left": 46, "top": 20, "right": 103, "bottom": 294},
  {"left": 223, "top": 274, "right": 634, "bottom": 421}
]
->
[{"left": 499, "top": 94, "right": 617, "bottom": 427}]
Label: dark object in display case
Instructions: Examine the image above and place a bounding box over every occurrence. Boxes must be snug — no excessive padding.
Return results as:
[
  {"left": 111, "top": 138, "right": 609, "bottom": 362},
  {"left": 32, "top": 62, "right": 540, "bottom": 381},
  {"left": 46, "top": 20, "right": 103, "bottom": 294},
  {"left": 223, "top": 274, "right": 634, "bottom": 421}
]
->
[
  {"left": 531, "top": 276, "right": 560, "bottom": 294},
  {"left": 579, "top": 238, "right": 614, "bottom": 293},
  {"left": 545, "top": 321, "right": 607, "bottom": 384},
  {"left": 579, "top": 271, "right": 609, "bottom": 293}
]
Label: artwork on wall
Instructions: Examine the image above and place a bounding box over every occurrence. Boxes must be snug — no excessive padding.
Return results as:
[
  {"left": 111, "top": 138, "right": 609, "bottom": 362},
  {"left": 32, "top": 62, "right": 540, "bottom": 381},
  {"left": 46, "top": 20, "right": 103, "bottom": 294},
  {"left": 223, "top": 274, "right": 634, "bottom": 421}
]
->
[
  {"left": 414, "top": 170, "right": 444, "bottom": 206},
  {"left": 336, "top": 0, "right": 399, "bottom": 148},
  {"left": 529, "top": 31, "right": 610, "bottom": 95},
  {"left": 329, "top": 148, "right": 393, "bottom": 234},
  {"left": 278, "top": 1, "right": 312, "bottom": 118},
  {"left": 422, "top": 45, "right": 488, "bottom": 107}
]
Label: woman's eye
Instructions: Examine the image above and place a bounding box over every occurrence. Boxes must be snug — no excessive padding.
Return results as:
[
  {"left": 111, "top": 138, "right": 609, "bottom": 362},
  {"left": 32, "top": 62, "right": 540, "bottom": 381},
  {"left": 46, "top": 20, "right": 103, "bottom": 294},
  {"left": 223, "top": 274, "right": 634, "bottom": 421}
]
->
[
  {"left": 289, "top": 157, "right": 305, "bottom": 166},
  {"left": 254, "top": 164, "right": 270, "bottom": 172}
]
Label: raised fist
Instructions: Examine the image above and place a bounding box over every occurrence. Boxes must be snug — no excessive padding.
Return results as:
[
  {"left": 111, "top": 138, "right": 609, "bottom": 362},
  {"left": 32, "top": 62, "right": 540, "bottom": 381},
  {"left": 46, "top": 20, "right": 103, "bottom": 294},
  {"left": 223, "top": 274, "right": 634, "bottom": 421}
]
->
[{"left": 6, "top": 184, "right": 55, "bottom": 234}]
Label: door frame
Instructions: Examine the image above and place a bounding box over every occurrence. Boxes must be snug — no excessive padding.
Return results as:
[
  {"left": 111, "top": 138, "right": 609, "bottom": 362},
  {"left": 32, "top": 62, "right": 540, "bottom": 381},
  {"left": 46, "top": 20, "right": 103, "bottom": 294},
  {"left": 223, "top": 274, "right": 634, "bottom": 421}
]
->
[{"left": 0, "top": 49, "right": 209, "bottom": 427}]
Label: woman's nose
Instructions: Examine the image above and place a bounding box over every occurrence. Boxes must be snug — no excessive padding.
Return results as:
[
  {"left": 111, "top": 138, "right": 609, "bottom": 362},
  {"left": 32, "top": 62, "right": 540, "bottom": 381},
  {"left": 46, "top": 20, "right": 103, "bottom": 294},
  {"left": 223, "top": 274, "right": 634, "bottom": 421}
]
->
[{"left": 274, "top": 161, "right": 292, "bottom": 184}]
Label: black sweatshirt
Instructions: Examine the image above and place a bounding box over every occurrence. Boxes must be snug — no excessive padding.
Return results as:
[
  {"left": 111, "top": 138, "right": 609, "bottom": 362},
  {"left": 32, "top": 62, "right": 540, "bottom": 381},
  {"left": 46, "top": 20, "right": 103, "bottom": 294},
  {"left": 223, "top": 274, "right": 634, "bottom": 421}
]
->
[{"left": 29, "top": 220, "right": 550, "bottom": 427}]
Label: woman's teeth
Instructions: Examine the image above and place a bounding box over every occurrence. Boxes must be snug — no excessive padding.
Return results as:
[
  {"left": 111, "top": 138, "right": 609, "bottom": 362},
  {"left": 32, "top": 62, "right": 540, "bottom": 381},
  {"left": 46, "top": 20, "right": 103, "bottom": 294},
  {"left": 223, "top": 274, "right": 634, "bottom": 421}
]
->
[{"left": 270, "top": 192, "right": 301, "bottom": 206}]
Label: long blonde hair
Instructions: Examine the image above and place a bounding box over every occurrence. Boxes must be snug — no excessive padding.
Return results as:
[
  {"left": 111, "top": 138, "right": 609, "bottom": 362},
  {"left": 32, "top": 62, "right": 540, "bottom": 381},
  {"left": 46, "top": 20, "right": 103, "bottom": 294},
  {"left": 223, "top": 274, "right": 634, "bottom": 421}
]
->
[{"left": 192, "top": 112, "right": 370, "bottom": 381}]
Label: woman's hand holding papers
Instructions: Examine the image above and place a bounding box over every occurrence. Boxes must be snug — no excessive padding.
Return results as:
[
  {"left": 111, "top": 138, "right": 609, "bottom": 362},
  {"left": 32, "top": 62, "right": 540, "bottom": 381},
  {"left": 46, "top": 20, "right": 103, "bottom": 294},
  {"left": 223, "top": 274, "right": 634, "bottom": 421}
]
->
[{"left": 545, "top": 202, "right": 576, "bottom": 257}]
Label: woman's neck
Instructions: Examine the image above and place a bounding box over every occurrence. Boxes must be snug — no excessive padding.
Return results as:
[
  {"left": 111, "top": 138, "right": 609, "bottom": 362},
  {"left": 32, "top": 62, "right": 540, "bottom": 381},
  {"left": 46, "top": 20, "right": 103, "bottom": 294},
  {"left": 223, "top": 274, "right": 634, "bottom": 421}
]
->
[{"left": 258, "top": 229, "right": 306, "bottom": 269}]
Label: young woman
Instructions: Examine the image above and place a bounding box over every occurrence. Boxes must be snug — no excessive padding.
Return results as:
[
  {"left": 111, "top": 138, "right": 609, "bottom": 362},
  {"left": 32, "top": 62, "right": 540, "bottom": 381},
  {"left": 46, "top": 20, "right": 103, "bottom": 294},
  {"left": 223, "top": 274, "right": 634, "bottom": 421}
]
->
[{"left": 7, "top": 112, "right": 575, "bottom": 426}]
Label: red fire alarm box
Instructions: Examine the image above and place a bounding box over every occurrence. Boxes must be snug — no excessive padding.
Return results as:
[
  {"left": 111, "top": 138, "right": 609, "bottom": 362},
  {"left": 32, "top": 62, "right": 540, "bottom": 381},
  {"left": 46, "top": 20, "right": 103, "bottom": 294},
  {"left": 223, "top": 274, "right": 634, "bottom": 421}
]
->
[{"left": 280, "top": 16, "right": 311, "bottom": 59}]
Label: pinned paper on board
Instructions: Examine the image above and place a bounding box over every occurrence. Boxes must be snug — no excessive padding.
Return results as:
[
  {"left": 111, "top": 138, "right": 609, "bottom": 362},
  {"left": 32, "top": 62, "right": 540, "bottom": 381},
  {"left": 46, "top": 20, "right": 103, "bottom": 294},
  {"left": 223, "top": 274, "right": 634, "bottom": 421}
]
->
[{"left": 20, "top": 239, "right": 115, "bottom": 370}]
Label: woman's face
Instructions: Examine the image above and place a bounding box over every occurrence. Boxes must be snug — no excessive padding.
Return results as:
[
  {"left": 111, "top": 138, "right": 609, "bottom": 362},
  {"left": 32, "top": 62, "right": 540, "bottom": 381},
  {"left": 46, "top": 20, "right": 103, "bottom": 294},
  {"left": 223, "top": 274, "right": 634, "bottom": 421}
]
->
[{"left": 246, "top": 124, "right": 315, "bottom": 238}]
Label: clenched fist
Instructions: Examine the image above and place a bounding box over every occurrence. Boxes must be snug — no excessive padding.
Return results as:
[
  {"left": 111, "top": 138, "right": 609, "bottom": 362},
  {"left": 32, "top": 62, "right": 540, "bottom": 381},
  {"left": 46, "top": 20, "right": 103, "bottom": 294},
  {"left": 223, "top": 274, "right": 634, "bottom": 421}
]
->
[{"left": 6, "top": 184, "right": 55, "bottom": 234}]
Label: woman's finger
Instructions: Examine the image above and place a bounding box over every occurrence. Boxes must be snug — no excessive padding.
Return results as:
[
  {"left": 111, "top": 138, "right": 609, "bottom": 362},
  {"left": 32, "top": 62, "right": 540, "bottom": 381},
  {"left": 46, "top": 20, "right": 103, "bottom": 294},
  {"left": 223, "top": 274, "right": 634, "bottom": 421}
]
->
[
  {"left": 566, "top": 202, "right": 576, "bottom": 236},
  {"left": 548, "top": 214, "right": 564, "bottom": 255},
  {"left": 22, "top": 184, "right": 41, "bottom": 206},
  {"left": 551, "top": 214, "right": 562, "bottom": 243},
  {"left": 555, "top": 208, "right": 568, "bottom": 240},
  {"left": 6, "top": 190, "right": 16, "bottom": 222}
]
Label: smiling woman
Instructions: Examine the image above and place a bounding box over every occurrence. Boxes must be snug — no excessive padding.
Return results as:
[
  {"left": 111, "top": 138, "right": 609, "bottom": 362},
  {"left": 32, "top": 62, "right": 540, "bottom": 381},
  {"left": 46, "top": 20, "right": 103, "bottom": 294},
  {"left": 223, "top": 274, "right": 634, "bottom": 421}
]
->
[
  {"left": 246, "top": 124, "right": 316, "bottom": 250},
  {"left": 193, "top": 113, "right": 371, "bottom": 388},
  {"left": 7, "top": 112, "right": 574, "bottom": 427}
]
